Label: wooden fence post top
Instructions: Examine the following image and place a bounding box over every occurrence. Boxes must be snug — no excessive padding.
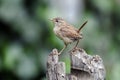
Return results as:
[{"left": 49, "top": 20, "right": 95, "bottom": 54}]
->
[
  {"left": 47, "top": 48, "right": 59, "bottom": 64},
  {"left": 70, "top": 48, "right": 106, "bottom": 80},
  {"left": 47, "top": 48, "right": 106, "bottom": 80}
]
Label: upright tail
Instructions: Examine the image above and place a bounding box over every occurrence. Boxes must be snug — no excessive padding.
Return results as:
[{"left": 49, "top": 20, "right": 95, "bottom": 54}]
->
[{"left": 78, "top": 21, "right": 88, "bottom": 33}]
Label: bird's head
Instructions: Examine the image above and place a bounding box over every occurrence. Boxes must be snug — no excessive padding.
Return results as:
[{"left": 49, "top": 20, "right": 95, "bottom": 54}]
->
[{"left": 51, "top": 17, "right": 66, "bottom": 26}]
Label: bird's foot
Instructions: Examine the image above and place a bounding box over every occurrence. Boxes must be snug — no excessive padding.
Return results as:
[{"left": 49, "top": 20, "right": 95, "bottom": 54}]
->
[
  {"left": 69, "top": 47, "right": 78, "bottom": 53},
  {"left": 73, "top": 46, "right": 79, "bottom": 50},
  {"left": 69, "top": 47, "right": 83, "bottom": 53}
]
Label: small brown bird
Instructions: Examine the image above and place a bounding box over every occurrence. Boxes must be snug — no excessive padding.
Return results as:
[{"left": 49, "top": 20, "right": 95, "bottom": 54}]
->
[{"left": 51, "top": 17, "right": 87, "bottom": 55}]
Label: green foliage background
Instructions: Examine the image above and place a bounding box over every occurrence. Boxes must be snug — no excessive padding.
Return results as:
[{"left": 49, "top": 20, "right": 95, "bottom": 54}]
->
[{"left": 0, "top": 0, "right": 120, "bottom": 80}]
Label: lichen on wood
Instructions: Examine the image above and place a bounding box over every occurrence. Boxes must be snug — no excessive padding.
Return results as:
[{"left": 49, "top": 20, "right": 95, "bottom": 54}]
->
[{"left": 46, "top": 48, "right": 106, "bottom": 80}]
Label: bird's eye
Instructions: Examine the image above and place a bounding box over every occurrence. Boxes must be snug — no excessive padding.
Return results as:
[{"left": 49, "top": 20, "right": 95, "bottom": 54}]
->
[{"left": 55, "top": 19, "right": 59, "bottom": 22}]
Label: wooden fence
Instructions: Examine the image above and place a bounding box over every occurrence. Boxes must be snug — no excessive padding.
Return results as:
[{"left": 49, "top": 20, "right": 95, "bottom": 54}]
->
[{"left": 46, "top": 48, "right": 106, "bottom": 80}]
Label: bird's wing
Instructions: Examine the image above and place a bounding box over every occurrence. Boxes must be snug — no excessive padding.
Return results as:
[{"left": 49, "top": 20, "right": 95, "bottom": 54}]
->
[{"left": 60, "top": 26, "right": 80, "bottom": 41}]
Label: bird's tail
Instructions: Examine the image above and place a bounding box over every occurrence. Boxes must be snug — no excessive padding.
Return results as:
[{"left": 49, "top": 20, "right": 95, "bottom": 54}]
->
[{"left": 78, "top": 21, "right": 88, "bottom": 33}]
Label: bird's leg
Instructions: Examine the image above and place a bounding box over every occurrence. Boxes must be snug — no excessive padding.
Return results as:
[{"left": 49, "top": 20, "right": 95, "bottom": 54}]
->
[
  {"left": 58, "top": 43, "right": 67, "bottom": 55},
  {"left": 70, "top": 40, "right": 79, "bottom": 52},
  {"left": 73, "top": 40, "right": 79, "bottom": 49}
]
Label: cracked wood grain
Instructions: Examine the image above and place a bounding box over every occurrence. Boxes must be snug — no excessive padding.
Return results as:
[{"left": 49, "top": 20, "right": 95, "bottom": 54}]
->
[{"left": 46, "top": 48, "right": 106, "bottom": 80}]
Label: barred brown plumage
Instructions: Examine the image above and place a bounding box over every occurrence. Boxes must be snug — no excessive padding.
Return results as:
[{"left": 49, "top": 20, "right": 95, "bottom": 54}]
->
[{"left": 51, "top": 17, "right": 87, "bottom": 55}]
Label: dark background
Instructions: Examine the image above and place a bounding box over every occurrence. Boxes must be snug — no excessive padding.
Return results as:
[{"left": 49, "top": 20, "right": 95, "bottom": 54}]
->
[{"left": 0, "top": 0, "right": 120, "bottom": 80}]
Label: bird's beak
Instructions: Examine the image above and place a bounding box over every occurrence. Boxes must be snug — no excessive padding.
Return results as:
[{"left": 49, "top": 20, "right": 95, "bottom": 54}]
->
[{"left": 49, "top": 18, "right": 54, "bottom": 22}]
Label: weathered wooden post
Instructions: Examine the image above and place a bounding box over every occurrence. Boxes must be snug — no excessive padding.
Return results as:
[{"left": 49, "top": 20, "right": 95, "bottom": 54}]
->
[{"left": 46, "top": 48, "right": 106, "bottom": 80}]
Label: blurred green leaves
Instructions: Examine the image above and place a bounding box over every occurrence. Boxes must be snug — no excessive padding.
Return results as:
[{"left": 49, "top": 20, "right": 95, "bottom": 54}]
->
[
  {"left": 0, "top": 0, "right": 120, "bottom": 80},
  {"left": 93, "top": 0, "right": 113, "bottom": 13},
  {"left": 4, "top": 43, "right": 23, "bottom": 69}
]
